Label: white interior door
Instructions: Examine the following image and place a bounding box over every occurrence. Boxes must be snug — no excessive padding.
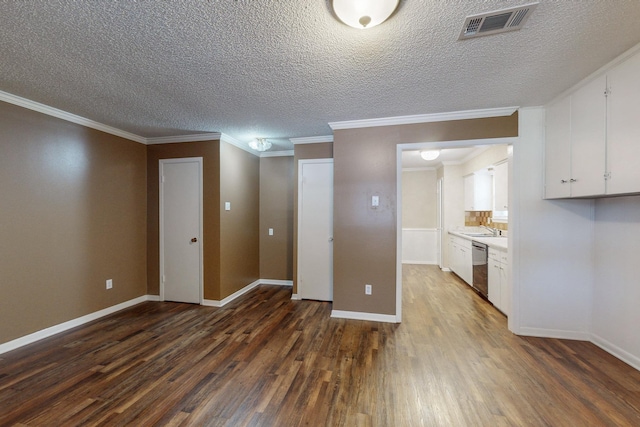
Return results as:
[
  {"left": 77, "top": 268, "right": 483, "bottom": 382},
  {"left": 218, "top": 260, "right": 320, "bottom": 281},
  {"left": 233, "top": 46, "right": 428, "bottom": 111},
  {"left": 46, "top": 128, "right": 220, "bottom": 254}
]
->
[
  {"left": 298, "top": 159, "right": 333, "bottom": 301},
  {"left": 160, "top": 158, "right": 203, "bottom": 304}
]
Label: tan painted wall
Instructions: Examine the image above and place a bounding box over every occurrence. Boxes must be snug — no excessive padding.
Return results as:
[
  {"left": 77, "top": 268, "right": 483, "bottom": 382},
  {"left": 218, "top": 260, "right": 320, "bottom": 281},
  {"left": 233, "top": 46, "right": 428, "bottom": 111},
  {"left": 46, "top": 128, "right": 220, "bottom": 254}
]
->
[
  {"left": 401, "top": 169, "right": 437, "bottom": 229},
  {"left": 333, "top": 115, "right": 518, "bottom": 315},
  {"left": 146, "top": 141, "right": 221, "bottom": 299},
  {"left": 292, "top": 142, "right": 333, "bottom": 293},
  {"left": 0, "top": 101, "right": 147, "bottom": 345},
  {"left": 220, "top": 142, "right": 260, "bottom": 298},
  {"left": 260, "top": 156, "right": 294, "bottom": 280}
]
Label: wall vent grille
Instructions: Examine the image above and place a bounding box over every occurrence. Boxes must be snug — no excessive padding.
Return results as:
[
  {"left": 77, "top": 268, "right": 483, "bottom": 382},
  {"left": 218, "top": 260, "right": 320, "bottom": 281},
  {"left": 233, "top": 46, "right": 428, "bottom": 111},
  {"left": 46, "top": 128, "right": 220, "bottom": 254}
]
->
[{"left": 459, "top": 2, "right": 538, "bottom": 40}]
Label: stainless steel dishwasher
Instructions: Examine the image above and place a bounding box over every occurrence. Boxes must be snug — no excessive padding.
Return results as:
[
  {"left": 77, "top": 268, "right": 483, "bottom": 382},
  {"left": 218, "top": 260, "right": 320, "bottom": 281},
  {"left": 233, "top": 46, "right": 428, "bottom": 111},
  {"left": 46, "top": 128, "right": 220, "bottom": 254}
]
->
[{"left": 471, "top": 241, "right": 488, "bottom": 298}]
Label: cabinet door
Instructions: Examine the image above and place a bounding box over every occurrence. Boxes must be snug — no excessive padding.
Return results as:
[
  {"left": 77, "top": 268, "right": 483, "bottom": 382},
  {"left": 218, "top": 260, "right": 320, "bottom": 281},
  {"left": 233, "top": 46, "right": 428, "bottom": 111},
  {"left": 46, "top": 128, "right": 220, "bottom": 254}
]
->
[
  {"left": 460, "top": 244, "right": 473, "bottom": 285},
  {"left": 474, "top": 173, "right": 493, "bottom": 210},
  {"left": 488, "top": 258, "right": 501, "bottom": 307},
  {"left": 493, "top": 161, "right": 509, "bottom": 211},
  {"left": 545, "top": 96, "right": 571, "bottom": 198},
  {"left": 463, "top": 175, "right": 475, "bottom": 210},
  {"left": 607, "top": 52, "right": 640, "bottom": 195},
  {"left": 571, "top": 74, "right": 607, "bottom": 197}
]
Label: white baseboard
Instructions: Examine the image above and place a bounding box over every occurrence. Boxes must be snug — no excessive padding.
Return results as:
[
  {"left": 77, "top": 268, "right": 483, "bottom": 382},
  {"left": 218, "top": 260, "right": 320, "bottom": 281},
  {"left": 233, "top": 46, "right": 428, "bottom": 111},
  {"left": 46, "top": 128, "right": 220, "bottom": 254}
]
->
[
  {"left": 331, "top": 310, "right": 399, "bottom": 324},
  {"left": 441, "top": 267, "right": 452, "bottom": 272},
  {"left": 591, "top": 333, "right": 640, "bottom": 372},
  {"left": 201, "top": 278, "right": 292, "bottom": 308},
  {"left": 291, "top": 294, "right": 302, "bottom": 300},
  {"left": 517, "top": 327, "right": 590, "bottom": 341},
  {"left": 260, "top": 279, "right": 293, "bottom": 286},
  {"left": 0, "top": 295, "right": 155, "bottom": 355}
]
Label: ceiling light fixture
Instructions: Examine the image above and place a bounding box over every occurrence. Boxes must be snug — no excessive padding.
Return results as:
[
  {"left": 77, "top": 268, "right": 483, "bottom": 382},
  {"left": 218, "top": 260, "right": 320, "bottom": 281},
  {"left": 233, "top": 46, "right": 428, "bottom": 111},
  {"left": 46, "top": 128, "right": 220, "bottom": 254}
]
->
[
  {"left": 248, "top": 138, "right": 272, "bottom": 152},
  {"left": 332, "top": 0, "right": 399, "bottom": 29},
  {"left": 420, "top": 150, "right": 440, "bottom": 161}
]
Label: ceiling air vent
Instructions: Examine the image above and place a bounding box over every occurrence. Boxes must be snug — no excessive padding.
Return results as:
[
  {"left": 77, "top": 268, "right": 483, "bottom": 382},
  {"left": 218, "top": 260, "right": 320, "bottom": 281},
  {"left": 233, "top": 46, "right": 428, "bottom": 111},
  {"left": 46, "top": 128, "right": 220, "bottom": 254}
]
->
[{"left": 459, "top": 2, "right": 538, "bottom": 40}]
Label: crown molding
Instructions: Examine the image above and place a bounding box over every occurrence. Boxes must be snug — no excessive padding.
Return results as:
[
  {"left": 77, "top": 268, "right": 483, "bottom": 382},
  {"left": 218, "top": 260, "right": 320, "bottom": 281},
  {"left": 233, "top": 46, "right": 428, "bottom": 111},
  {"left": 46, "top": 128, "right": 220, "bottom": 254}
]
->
[
  {"left": 0, "top": 90, "right": 148, "bottom": 144},
  {"left": 146, "top": 133, "right": 221, "bottom": 144},
  {"left": 260, "top": 150, "right": 294, "bottom": 158},
  {"left": 329, "top": 106, "right": 519, "bottom": 130},
  {"left": 289, "top": 135, "right": 334, "bottom": 145}
]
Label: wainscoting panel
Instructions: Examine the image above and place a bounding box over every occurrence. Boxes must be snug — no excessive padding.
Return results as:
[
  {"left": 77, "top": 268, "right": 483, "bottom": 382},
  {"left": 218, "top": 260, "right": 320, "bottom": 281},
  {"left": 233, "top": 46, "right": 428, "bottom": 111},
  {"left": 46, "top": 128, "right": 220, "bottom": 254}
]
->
[{"left": 402, "top": 228, "right": 437, "bottom": 264}]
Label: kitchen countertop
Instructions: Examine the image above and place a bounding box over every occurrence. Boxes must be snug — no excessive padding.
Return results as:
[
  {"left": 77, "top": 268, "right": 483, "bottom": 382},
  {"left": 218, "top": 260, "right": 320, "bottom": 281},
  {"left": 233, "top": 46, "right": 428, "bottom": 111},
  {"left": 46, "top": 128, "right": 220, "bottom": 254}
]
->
[{"left": 448, "top": 231, "right": 508, "bottom": 251}]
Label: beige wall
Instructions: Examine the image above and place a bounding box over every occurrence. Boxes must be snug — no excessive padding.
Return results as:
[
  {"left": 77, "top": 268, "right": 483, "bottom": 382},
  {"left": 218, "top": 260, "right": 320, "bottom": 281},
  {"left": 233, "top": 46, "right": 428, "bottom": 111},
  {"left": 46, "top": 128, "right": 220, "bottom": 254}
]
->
[
  {"left": 292, "top": 142, "right": 333, "bottom": 293},
  {"left": 0, "top": 101, "right": 147, "bottom": 345},
  {"left": 333, "top": 115, "right": 518, "bottom": 316},
  {"left": 260, "top": 156, "right": 294, "bottom": 280},
  {"left": 146, "top": 141, "right": 221, "bottom": 299},
  {"left": 401, "top": 169, "right": 437, "bottom": 229},
  {"left": 461, "top": 144, "right": 510, "bottom": 176},
  {"left": 220, "top": 142, "right": 260, "bottom": 297}
]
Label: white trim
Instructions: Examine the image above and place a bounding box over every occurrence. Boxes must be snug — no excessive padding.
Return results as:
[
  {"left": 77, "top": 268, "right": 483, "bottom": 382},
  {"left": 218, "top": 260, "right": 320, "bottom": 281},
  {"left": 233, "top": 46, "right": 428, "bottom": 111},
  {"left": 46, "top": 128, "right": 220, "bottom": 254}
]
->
[
  {"left": 159, "top": 157, "right": 204, "bottom": 304},
  {"left": 331, "top": 310, "right": 400, "bottom": 323},
  {"left": 402, "top": 227, "right": 438, "bottom": 231},
  {"left": 147, "top": 295, "right": 161, "bottom": 301},
  {"left": 591, "top": 333, "right": 640, "bottom": 372},
  {"left": 202, "top": 279, "right": 261, "bottom": 307},
  {"left": 0, "top": 90, "right": 147, "bottom": 144},
  {"left": 291, "top": 294, "right": 302, "bottom": 300},
  {"left": 402, "top": 260, "right": 434, "bottom": 265},
  {"left": 146, "top": 133, "right": 222, "bottom": 144},
  {"left": 290, "top": 135, "right": 334, "bottom": 144},
  {"left": 441, "top": 267, "right": 452, "bottom": 272},
  {"left": 0, "top": 295, "right": 154, "bottom": 355},
  {"left": 329, "top": 107, "right": 519, "bottom": 130},
  {"left": 260, "top": 279, "right": 293, "bottom": 286},
  {"left": 517, "top": 327, "right": 590, "bottom": 341},
  {"left": 260, "top": 150, "right": 294, "bottom": 158}
]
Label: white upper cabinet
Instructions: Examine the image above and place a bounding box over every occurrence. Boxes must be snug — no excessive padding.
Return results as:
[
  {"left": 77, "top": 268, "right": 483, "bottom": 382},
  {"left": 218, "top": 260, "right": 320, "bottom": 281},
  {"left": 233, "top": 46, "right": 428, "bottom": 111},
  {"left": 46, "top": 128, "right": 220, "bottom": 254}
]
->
[
  {"left": 464, "top": 171, "right": 492, "bottom": 211},
  {"left": 545, "top": 47, "right": 640, "bottom": 199},
  {"left": 607, "top": 52, "right": 640, "bottom": 195},
  {"left": 570, "top": 74, "right": 607, "bottom": 197},
  {"left": 493, "top": 161, "right": 509, "bottom": 211}
]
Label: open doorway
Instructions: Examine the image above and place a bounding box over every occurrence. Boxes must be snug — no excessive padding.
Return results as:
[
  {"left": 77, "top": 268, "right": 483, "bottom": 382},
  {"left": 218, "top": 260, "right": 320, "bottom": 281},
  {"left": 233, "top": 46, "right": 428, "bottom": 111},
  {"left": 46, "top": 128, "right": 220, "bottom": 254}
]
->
[{"left": 395, "top": 138, "right": 516, "bottom": 322}]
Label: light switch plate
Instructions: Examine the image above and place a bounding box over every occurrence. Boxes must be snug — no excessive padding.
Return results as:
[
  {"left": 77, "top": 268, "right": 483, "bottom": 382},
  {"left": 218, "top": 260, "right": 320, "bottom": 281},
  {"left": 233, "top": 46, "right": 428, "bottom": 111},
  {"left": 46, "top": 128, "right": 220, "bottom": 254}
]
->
[
  {"left": 225, "top": 202, "right": 231, "bottom": 211},
  {"left": 268, "top": 228, "right": 274, "bottom": 236},
  {"left": 372, "top": 196, "right": 379, "bottom": 207}
]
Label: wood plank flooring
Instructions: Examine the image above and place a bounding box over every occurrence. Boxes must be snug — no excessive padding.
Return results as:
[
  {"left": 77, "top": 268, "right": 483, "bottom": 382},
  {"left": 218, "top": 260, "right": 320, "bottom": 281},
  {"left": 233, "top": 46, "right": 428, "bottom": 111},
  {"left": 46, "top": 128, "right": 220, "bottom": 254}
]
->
[{"left": 2, "top": 265, "right": 640, "bottom": 426}]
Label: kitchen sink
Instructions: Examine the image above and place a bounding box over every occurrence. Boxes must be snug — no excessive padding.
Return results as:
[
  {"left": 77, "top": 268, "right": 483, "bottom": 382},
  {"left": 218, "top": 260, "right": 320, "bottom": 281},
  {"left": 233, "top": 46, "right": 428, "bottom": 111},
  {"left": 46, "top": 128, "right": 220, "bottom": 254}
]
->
[{"left": 462, "top": 232, "right": 496, "bottom": 237}]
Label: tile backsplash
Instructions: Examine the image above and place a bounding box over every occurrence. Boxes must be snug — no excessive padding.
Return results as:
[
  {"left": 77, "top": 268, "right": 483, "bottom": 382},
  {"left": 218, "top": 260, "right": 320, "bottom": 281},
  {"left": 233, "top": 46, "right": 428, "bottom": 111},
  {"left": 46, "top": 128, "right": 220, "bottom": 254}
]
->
[{"left": 465, "top": 211, "right": 508, "bottom": 230}]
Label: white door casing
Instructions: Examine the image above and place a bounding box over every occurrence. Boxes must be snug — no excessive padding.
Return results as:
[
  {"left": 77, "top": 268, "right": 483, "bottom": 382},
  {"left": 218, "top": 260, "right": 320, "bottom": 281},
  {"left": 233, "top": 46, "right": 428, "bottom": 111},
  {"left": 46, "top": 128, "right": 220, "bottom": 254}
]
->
[
  {"left": 159, "top": 158, "right": 203, "bottom": 304},
  {"left": 298, "top": 159, "right": 334, "bottom": 301}
]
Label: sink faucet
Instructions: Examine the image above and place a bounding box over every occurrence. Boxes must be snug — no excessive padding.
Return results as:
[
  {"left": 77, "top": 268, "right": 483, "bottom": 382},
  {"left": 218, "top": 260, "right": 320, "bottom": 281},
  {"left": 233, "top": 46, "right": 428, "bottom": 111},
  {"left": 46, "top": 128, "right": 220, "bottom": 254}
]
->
[{"left": 482, "top": 225, "right": 499, "bottom": 236}]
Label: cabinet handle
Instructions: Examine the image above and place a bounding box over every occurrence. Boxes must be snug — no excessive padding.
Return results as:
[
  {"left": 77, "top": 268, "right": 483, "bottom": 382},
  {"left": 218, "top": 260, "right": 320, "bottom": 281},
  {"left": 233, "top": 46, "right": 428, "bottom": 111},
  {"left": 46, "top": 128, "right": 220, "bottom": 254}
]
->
[
  {"left": 561, "top": 179, "right": 568, "bottom": 184},
  {"left": 570, "top": 179, "right": 577, "bottom": 183}
]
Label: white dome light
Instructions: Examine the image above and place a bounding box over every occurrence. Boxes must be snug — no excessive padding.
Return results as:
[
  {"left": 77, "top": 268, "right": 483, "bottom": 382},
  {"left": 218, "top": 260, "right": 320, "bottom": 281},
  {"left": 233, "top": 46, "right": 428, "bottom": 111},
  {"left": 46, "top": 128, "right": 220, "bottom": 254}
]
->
[
  {"left": 333, "top": 0, "right": 400, "bottom": 29},
  {"left": 420, "top": 150, "right": 440, "bottom": 161}
]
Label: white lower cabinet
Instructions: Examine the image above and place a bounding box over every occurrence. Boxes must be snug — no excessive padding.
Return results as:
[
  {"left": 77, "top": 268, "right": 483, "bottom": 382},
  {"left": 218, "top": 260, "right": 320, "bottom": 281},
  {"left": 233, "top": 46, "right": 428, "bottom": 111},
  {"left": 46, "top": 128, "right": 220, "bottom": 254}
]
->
[
  {"left": 448, "top": 235, "right": 472, "bottom": 286},
  {"left": 488, "top": 247, "right": 509, "bottom": 316}
]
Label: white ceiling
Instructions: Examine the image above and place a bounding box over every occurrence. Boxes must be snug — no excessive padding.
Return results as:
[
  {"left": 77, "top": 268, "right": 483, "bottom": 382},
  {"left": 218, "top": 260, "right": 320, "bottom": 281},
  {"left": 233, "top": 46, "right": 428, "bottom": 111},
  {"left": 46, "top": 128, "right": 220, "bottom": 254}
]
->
[{"left": 2, "top": 1, "right": 640, "bottom": 151}]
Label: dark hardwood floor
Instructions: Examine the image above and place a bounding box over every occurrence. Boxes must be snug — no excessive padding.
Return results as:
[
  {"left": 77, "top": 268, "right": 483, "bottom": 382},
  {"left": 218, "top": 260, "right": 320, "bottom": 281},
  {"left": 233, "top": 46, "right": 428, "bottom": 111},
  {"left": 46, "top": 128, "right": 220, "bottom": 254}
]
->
[{"left": 2, "top": 265, "right": 640, "bottom": 426}]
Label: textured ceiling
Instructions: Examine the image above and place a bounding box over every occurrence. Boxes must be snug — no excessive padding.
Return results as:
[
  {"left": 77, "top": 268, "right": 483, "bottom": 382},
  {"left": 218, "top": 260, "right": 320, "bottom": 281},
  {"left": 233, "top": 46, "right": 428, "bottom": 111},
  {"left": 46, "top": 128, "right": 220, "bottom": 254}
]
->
[{"left": 2, "top": 1, "right": 640, "bottom": 151}]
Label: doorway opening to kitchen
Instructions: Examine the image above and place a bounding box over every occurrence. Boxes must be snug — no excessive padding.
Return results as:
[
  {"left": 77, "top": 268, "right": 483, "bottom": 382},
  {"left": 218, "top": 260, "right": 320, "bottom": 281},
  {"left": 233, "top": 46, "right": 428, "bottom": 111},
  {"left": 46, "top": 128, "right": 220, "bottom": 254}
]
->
[{"left": 396, "top": 138, "right": 515, "bottom": 324}]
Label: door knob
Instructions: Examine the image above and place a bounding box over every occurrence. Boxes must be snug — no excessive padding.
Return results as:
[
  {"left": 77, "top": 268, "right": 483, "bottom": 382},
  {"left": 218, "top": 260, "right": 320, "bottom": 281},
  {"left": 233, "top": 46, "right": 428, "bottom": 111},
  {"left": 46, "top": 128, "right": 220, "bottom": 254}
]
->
[
  {"left": 191, "top": 237, "right": 198, "bottom": 243},
  {"left": 328, "top": 237, "right": 334, "bottom": 242}
]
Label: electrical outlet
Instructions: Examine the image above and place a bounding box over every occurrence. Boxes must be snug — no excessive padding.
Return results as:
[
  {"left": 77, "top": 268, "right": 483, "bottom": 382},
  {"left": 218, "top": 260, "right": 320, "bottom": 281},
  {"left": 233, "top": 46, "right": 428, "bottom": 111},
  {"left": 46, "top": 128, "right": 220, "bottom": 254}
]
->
[
  {"left": 365, "top": 284, "right": 372, "bottom": 295},
  {"left": 106, "top": 279, "right": 113, "bottom": 290}
]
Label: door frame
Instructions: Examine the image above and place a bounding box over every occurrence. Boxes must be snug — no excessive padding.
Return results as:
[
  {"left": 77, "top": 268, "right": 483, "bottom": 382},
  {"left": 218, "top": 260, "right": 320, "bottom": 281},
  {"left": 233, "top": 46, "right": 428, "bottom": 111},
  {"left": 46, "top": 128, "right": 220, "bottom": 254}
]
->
[
  {"left": 159, "top": 157, "right": 204, "bottom": 303},
  {"left": 396, "top": 138, "right": 516, "bottom": 323},
  {"left": 297, "top": 158, "right": 334, "bottom": 301}
]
